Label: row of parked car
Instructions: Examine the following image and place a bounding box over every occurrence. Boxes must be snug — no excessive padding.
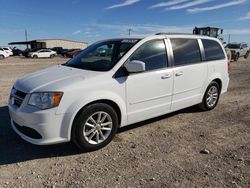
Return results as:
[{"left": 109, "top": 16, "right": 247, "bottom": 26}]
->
[
  {"left": 0, "top": 46, "right": 84, "bottom": 60},
  {"left": 21, "top": 47, "right": 84, "bottom": 59},
  {"left": 1, "top": 42, "right": 249, "bottom": 61}
]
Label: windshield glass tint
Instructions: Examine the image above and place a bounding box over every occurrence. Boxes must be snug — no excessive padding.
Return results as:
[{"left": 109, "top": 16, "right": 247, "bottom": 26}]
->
[{"left": 64, "top": 39, "right": 139, "bottom": 71}]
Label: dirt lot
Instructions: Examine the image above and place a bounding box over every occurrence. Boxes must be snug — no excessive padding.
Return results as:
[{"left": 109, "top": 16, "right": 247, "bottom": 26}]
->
[{"left": 0, "top": 56, "right": 249, "bottom": 188}]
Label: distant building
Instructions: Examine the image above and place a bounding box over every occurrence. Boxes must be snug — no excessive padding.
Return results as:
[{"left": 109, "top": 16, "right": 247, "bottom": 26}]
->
[{"left": 9, "top": 39, "right": 88, "bottom": 49}]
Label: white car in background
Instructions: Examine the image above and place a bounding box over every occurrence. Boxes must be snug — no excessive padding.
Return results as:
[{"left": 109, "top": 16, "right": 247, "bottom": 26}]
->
[
  {"left": 3, "top": 47, "right": 13, "bottom": 56},
  {"left": 29, "top": 49, "right": 57, "bottom": 58},
  {"left": 0, "top": 48, "right": 9, "bottom": 59}
]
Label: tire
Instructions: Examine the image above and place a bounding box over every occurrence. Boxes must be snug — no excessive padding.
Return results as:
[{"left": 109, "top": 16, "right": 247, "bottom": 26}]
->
[
  {"left": 50, "top": 54, "right": 55, "bottom": 58},
  {"left": 244, "top": 52, "right": 249, "bottom": 59},
  {"left": 198, "top": 81, "right": 220, "bottom": 111},
  {"left": 0, "top": 55, "right": 4, "bottom": 60},
  {"left": 33, "top": 55, "right": 38, "bottom": 59},
  {"left": 234, "top": 53, "right": 239, "bottom": 62},
  {"left": 71, "top": 103, "right": 119, "bottom": 151}
]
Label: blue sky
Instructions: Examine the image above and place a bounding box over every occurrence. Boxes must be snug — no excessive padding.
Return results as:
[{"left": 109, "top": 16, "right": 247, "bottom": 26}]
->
[{"left": 0, "top": 0, "right": 250, "bottom": 47}]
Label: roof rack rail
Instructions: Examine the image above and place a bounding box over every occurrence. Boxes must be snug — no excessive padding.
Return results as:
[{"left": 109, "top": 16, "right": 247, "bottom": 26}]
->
[{"left": 155, "top": 32, "right": 193, "bottom": 35}]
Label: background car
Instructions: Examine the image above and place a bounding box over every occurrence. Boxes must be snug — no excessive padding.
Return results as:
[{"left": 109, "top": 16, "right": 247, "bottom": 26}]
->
[
  {"left": 225, "top": 42, "right": 249, "bottom": 61},
  {"left": 67, "top": 49, "right": 82, "bottom": 58},
  {"left": 2, "top": 47, "right": 13, "bottom": 56},
  {"left": 63, "top": 49, "right": 81, "bottom": 58},
  {"left": 0, "top": 48, "right": 9, "bottom": 60},
  {"left": 29, "top": 49, "right": 57, "bottom": 58},
  {"left": 50, "top": 47, "right": 64, "bottom": 55},
  {"left": 12, "top": 48, "right": 23, "bottom": 56}
]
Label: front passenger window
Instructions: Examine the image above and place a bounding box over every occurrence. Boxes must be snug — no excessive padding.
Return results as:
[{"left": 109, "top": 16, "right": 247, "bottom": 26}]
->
[{"left": 130, "top": 40, "right": 168, "bottom": 71}]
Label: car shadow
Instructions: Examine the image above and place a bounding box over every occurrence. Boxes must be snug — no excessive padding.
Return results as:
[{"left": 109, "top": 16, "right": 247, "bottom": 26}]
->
[
  {"left": 118, "top": 106, "right": 202, "bottom": 133},
  {"left": 0, "top": 105, "right": 202, "bottom": 166}
]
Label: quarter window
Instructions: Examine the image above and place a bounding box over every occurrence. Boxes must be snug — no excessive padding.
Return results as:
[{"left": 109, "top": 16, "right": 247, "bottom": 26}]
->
[
  {"left": 171, "top": 38, "right": 201, "bottom": 66},
  {"left": 130, "top": 40, "right": 168, "bottom": 71},
  {"left": 202, "top": 39, "right": 225, "bottom": 61}
]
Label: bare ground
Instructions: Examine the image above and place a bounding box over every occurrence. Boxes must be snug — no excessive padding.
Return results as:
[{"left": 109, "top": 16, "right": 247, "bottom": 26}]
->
[{"left": 0, "top": 56, "right": 249, "bottom": 188}]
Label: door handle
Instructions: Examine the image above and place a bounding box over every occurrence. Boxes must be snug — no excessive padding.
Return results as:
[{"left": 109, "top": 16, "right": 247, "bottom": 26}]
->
[
  {"left": 161, "top": 74, "right": 171, "bottom": 79},
  {"left": 175, "top": 72, "right": 183, "bottom": 77}
]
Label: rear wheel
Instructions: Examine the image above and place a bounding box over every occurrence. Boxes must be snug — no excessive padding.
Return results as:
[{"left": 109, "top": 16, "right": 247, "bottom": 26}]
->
[
  {"left": 199, "top": 81, "right": 220, "bottom": 111},
  {"left": 50, "top": 54, "right": 55, "bottom": 58},
  {"left": 244, "top": 52, "right": 249, "bottom": 59},
  {"left": 33, "top": 55, "right": 38, "bottom": 59},
  {"left": 72, "top": 103, "right": 119, "bottom": 151},
  {"left": 0, "top": 55, "right": 4, "bottom": 60}
]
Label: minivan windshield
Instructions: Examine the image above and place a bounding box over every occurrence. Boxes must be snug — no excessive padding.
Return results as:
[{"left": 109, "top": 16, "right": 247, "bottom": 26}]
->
[{"left": 63, "top": 39, "right": 140, "bottom": 71}]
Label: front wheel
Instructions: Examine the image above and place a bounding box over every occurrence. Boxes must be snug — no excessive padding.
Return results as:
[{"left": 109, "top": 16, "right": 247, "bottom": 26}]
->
[
  {"left": 244, "top": 52, "right": 249, "bottom": 59},
  {"left": 199, "top": 81, "right": 220, "bottom": 111},
  {"left": 234, "top": 53, "right": 239, "bottom": 62},
  {"left": 72, "top": 103, "right": 119, "bottom": 151},
  {"left": 0, "top": 55, "right": 4, "bottom": 60}
]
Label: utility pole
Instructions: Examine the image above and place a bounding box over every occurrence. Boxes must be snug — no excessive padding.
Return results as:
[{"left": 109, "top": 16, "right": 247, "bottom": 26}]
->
[
  {"left": 228, "top": 34, "right": 231, "bottom": 44},
  {"left": 128, "top": 28, "right": 132, "bottom": 36},
  {"left": 25, "top": 29, "right": 28, "bottom": 49}
]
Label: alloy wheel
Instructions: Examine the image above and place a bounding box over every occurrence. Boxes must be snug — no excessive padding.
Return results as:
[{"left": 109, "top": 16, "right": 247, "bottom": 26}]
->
[
  {"left": 206, "top": 86, "right": 218, "bottom": 108},
  {"left": 83, "top": 111, "right": 113, "bottom": 145}
]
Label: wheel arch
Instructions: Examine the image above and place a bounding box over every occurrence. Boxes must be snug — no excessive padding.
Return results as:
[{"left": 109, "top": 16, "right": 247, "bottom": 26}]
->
[
  {"left": 212, "top": 78, "right": 222, "bottom": 92},
  {"left": 73, "top": 99, "right": 122, "bottom": 127},
  {"left": 63, "top": 96, "right": 126, "bottom": 142}
]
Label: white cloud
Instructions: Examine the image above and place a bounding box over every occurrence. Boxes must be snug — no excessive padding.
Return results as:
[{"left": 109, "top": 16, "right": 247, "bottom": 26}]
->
[
  {"left": 239, "top": 12, "right": 250, "bottom": 20},
  {"left": 167, "top": 0, "right": 212, "bottom": 10},
  {"left": 105, "top": 0, "right": 140, "bottom": 10},
  {"left": 149, "top": 0, "right": 190, "bottom": 9},
  {"left": 72, "top": 30, "right": 82, "bottom": 35},
  {"left": 187, "top": 0, "right": 247, "bottom": 13}
]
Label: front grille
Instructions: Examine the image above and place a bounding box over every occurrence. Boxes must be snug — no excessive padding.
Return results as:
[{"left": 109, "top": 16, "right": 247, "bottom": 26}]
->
[
  {"left": 15, "top": 90, "right": 27, "bottom": 99},
  {"left": 13, "top": 121, "right": 42, "bottom": 139},
  {"left": 11, "top": 88, "right": 27, "bottom": 108},
  {"left": 14, "top": 98, "right": 23, "bottom": 107}
]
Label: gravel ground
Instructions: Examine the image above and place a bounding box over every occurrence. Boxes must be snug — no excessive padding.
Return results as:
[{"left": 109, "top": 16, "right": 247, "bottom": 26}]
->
[{"left": 0, "top": 56, "right": 249, "bottom": 188}]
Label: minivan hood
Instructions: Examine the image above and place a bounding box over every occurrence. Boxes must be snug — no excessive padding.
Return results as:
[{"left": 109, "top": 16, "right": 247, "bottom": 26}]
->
[{"left": 15, "top": 65, "right": 102, "bottom": 93}]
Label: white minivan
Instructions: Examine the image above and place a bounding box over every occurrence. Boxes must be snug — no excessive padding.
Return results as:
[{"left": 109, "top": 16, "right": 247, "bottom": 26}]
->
[{"left": 8, "top": 34, "right": 229, "bottom": 151}]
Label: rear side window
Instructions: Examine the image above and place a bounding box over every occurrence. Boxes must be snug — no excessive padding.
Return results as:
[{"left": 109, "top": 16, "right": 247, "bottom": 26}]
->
[
  {"left": 130, "top": 40, "right": 168, "bottom": 71},
  {"left": 202, "top": 39, "right": 225, "bottom": 61},
  {"left": 171, "top": 38, "right": 201, "bottom": 66}
]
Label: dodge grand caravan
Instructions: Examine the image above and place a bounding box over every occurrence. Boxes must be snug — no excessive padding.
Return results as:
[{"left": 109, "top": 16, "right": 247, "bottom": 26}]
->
[{"left": 8, "top": 34, "right": 229, "bottom": 151}]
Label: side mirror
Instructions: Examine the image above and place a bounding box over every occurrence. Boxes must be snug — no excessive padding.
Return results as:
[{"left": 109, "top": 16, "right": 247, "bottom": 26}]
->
[{"left": 125, "top": 60, "right": 146, "bottom": 73}]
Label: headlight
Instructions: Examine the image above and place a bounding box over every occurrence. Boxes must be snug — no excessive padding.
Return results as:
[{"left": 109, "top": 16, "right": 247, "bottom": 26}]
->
[{"left": 28, "top": 92, "right": 63, "bottom": 110}]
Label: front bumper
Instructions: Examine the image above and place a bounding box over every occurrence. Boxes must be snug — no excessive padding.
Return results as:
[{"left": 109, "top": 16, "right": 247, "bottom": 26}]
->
[{"left": 8, "top": 103, "right": 69, "bottom": 145}]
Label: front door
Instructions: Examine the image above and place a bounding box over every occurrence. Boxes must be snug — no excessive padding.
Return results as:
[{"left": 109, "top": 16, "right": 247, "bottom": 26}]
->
[{"left": 125, "top": 39, "right": 173, "bottom": 124}]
